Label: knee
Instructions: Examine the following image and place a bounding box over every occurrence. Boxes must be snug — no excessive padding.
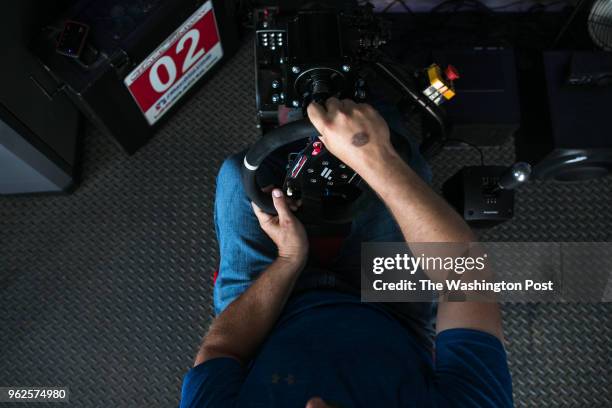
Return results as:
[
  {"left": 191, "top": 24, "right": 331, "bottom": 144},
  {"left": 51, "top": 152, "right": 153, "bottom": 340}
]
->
[{"left": 217, "top": 153, "right": 244, "bottom": 190}]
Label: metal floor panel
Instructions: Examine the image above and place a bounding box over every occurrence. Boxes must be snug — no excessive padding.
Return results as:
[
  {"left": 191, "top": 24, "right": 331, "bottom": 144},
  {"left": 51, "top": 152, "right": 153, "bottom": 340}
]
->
[{"left": 1, "top": 38, "right": 611, "bottom": 407}]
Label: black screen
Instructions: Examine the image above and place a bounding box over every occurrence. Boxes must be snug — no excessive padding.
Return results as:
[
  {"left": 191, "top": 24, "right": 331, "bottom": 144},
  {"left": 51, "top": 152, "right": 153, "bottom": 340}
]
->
[{"left": 291, "top": 12, "right": 342, "bottom": 63}]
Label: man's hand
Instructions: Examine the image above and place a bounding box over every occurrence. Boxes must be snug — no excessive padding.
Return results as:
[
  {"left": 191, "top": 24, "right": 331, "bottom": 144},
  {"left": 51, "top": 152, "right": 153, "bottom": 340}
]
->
[
  {"left": 252, "top": 188, "right": 308, "bottom": 267},
  {"left": 195, "top": 188, "right": 308, "bottom": 367},
  {"left": 307, "top": 98, "right": 398, "bottom": 177},
  {"left": 309, "top": 102, "right": 502, "bottom": 341}
]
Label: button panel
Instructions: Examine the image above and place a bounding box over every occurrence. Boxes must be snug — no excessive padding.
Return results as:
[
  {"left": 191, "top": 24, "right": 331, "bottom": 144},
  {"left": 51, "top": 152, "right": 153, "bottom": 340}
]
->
[{"left": 259, "top": 31, "right": 285, "bottom": 51}]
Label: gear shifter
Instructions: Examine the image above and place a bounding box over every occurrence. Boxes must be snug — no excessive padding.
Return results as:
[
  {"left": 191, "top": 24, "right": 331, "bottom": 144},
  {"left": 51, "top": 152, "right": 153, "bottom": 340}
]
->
[
  {"left": 443, "top": 162, "right": 532, "bottom": 227},
  {"left": 494, "top": 162, "right": 532, "bottom": 191}
]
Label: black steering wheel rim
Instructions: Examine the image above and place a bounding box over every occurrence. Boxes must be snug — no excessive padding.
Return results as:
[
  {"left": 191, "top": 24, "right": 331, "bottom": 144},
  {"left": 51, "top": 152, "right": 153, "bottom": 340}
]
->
[
  {"left": 241, "top": 118, "right": 377, "bottom": 223},
  {"left": 241, "top": 114, "right": 413, "bottom": 224},
  {"left": 241, "top": 119, "right": 318, "bottom": 215}
]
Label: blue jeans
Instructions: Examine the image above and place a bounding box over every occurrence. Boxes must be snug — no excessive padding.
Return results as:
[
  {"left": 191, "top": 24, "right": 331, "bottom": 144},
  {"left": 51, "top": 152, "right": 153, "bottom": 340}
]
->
[{"left": 213, "top": 107, "right": 434, "bottom": 338}]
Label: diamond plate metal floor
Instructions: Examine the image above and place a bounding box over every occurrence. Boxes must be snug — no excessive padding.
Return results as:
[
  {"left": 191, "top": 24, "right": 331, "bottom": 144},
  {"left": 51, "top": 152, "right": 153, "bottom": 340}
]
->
[{"left": 1, "top": 38, "right": 611, "bottom": 407}]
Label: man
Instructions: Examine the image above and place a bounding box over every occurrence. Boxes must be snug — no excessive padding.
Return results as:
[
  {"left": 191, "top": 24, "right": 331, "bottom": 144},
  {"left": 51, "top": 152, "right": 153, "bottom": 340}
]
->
[{"left": 179, "top": 98, "right": 513, "bottom": 407}]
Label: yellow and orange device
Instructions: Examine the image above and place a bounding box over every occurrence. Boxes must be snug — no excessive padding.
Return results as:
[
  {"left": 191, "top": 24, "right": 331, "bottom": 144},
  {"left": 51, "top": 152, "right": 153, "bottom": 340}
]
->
[{"left": 422, "top": 64, "right": 459, "bottom": 106}]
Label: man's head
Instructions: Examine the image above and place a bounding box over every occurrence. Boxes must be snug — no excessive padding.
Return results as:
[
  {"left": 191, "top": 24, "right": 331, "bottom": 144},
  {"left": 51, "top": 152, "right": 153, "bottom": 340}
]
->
[{"left": 306, "top": 397, "right": 333, "bottom": 408}]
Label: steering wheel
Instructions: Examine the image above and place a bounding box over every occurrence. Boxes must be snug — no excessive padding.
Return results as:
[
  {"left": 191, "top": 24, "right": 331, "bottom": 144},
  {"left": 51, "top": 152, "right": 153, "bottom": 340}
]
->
[
  {"left": 241, "top": 116, "right": 412, "bottom": 225},
  {"left": 241, "top": 118, "right": 379, "bottom": 224}
]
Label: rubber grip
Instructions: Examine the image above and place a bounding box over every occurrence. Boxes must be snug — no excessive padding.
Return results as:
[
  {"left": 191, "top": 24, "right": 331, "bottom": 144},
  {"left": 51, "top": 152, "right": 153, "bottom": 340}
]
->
[{"left": 241, "top": 119, "right": 317, "bottom": 214}]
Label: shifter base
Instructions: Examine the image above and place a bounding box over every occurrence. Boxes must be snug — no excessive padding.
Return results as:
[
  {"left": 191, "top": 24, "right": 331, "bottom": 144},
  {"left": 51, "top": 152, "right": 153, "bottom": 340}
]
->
[{"left": 443, "top": 166, "right": 515, "bottom": 227}]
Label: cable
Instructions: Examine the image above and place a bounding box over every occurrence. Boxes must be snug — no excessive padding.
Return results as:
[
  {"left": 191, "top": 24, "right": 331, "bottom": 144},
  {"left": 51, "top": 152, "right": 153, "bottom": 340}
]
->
[
  {"left": 444, "top": 138, "right": 485, "bottom": 166},
  {"left": 416, "top": 0, "right": 570, "bottom": 13},
  {"left": 430, "top": 0, "right": 492, "bottom": 14},
  {"left": 526, "top": 0, "right": 569, "bottom": 13},
  {"left": 490, "top": 0, "right": 534, "bottom": 11},
  {"left": 381, "top": 0, "right": 415, "bottom": 14},
  {"left": 550, "top": 0, "right": 589, "bottom": 48}
]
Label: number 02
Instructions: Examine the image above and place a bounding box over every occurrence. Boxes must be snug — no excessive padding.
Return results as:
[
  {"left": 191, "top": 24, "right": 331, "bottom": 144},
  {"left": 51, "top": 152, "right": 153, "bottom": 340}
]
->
[
  {"left": 149, "top": 28, "right": 205, "bottom": 93},
  {"left": 176, "top": 29, "right": 205, "bottom": 73}
]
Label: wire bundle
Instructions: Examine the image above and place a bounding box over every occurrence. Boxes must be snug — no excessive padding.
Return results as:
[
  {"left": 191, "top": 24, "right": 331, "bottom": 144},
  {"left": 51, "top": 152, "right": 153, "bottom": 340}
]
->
[{"left": 365, "top": 0, "right": 571, "bottom": 13}]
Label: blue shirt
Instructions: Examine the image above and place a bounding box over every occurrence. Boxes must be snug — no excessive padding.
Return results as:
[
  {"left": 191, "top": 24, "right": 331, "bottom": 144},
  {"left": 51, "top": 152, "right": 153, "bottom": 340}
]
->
[{"left": 180, "top": 291, "right": 513, "bottom": 407}]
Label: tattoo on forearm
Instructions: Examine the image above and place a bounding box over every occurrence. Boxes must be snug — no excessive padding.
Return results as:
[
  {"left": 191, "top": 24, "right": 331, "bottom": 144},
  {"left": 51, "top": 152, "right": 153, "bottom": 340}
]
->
[{"left": 352, "top": 132, "right": 370, "bottom": 147}]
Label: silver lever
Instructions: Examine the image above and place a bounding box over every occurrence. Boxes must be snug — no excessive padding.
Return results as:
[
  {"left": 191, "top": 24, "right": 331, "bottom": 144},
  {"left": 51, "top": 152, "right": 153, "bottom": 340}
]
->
[{"left": 496, "top": 162, "right": 532, "bottom": 191}]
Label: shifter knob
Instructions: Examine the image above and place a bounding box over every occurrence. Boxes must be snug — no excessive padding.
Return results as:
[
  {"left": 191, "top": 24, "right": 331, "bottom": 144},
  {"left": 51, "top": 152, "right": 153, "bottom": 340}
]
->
[{"left": 497, "top": 162, "right": 532, "bottom": 191}]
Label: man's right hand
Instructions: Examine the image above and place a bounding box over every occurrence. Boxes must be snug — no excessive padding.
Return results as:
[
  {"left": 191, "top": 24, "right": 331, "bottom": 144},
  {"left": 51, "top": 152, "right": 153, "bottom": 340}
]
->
[
  {"left": 308, "top": 102, "right": 503, "bottom": 342},
  {"left": 307, "top": 98, "right": 399, "bottom": 179}
]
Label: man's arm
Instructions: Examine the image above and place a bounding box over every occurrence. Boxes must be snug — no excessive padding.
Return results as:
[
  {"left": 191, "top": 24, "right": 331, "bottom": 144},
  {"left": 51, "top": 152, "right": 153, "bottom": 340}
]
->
[
  {"left": 194, "top": 189, "right": 308, "bottom": 366},
  {"left": 307, "top": 98, "right": 503, "bottom": 341}
]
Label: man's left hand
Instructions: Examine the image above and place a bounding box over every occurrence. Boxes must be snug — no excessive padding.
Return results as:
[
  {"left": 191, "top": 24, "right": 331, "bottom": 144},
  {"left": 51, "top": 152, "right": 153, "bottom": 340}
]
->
[{"left": 252, "top": 189, "right": 308, "bottom": 268}]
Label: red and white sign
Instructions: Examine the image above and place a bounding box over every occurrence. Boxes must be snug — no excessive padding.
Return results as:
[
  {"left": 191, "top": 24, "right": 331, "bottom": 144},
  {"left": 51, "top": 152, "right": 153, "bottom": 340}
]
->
[{"left": 124, "top": 1, "right": 223, "bottom": 125}]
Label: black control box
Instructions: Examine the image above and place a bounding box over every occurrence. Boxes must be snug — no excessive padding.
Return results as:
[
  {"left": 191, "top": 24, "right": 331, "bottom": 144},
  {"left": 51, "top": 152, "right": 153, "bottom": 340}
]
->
[
  {"left": 432, "top": 48, "right": 520, "bottom": 146},
  {"left": 35, "top": 0, "right": 240, "bottom": 154},
  {"left": 443, "top": 166, "right": 515, "bottom": 227},
  {"left": 254, "top": 5, "right": 384, "bottom": 133}
]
